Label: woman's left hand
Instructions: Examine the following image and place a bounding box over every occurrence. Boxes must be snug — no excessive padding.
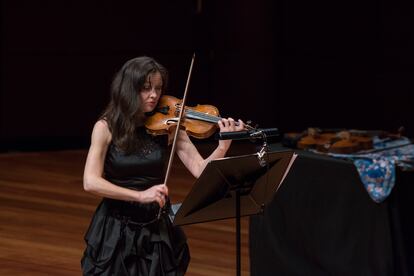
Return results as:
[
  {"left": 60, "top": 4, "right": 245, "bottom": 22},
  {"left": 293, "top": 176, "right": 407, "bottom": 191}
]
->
[{"left": 217, "top": 118, "right": 246, "bottom": 152}]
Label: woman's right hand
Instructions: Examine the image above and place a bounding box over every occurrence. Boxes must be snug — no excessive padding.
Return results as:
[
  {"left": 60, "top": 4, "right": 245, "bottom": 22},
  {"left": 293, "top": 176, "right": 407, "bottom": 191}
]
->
[{"left": 139, "top": 184, "right": 169, "bottom": 207}]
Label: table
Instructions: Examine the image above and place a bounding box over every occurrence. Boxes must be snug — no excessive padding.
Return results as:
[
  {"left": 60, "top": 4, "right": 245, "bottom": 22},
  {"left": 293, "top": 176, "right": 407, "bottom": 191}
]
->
[{"left": 249, "top": 147, "right": 413, "bottom": 275}]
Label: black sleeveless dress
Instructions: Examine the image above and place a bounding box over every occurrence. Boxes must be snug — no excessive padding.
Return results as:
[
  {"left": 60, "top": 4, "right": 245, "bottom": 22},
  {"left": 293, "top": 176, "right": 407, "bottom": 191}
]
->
[{"left": 81, "top": 127, "right": 190, "bottom": 275}]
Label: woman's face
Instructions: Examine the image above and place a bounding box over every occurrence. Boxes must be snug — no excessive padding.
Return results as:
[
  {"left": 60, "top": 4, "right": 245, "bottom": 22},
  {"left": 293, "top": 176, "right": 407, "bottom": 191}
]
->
[{"left": 139, "top": 71, "right": 162, "bottom": 112}]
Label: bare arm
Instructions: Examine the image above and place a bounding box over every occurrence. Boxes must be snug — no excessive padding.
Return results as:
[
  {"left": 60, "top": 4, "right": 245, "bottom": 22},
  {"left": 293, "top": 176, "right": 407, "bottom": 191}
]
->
[
  {"left": 176, "top": 118, "right": 245, "bottom": 178},
  {"left": 83, "top": 120, "right": 168, "bottom": 207}
]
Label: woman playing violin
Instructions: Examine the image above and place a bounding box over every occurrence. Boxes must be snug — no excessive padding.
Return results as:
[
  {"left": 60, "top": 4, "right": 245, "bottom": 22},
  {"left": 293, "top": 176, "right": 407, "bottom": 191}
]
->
[{"left": 81, "top": 56, "right": 245, "bottom": 275}]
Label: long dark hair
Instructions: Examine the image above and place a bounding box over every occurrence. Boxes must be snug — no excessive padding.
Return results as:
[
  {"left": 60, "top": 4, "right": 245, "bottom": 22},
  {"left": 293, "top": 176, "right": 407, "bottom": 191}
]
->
[{"left": 101, "top": 56, "right": 168, "bottom": 153}]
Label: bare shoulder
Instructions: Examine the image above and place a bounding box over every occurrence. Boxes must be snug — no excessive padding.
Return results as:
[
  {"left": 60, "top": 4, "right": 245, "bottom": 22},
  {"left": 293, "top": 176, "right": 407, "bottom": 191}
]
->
[{"left": 91, "top": 119, "right": 112, "bottom": 145}]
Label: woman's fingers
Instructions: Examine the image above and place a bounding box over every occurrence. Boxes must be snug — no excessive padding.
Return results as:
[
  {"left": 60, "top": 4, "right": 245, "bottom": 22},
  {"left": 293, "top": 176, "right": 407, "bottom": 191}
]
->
[
  {"left": 236, "top": 119, "right": 246, "bottom": 131},
  {"left": 221, "top": 118, "right": 229, "bottom": 128},
  {"left": 228, "top": 117, "right": 235, "bottom": 129},
  {"left": 156, "top": 194, "right": 165, "bottom": 207},
  {"left": 219, "top": 117, "right": 239, "bottom": 132},
  {"left": 145, "top": 184, "right": 168, "bottom": 207},
  {"left": 156, "top": 184, "right": 168, "bottom": 197}
]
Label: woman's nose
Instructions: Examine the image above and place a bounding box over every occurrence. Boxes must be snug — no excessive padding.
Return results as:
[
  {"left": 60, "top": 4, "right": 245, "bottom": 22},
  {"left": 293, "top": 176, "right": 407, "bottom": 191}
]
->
[{"left": 149, "top": 88, "right": 157, "bottom": 97}]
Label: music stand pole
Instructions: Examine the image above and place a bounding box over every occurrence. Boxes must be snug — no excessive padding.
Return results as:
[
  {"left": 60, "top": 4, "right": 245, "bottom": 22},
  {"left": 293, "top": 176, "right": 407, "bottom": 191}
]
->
[{"left": 236, "top": 188, "right": 241, "bottom": 276}]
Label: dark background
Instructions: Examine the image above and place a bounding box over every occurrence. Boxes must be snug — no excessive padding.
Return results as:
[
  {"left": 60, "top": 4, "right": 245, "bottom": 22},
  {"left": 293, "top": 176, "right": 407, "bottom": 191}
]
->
[{"left": 1, "top": 0, "right": 413, "bottom": 151}]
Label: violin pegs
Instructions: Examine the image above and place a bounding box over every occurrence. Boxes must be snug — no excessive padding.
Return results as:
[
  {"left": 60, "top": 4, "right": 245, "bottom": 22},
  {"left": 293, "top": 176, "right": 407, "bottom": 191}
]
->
[{"left": 245, "top": 120, "right": 258, "bottom": 130}]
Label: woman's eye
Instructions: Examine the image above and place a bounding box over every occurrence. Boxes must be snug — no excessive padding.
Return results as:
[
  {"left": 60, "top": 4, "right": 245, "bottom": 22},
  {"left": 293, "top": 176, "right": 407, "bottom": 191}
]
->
[{"left": 141, "top": 85, "right": 162, "bottom": 93}]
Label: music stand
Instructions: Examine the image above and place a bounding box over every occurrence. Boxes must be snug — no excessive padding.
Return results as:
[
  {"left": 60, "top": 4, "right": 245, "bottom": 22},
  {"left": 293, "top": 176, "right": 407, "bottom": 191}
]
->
[{"left": 170, "top": 150, "right": 296, "bottom": 275}]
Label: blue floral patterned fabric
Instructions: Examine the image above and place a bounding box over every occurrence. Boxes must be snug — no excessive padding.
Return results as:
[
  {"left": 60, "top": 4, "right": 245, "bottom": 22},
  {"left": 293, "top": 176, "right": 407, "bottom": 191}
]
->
[{"left": 324, "top": 137, "right": 414, "bottom": 203}]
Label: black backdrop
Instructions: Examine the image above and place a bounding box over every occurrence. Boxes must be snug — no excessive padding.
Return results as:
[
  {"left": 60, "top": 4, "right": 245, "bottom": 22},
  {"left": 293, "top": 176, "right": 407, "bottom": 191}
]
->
[{"left": 1, "top": 0, "right": 413, "bottom": 151}]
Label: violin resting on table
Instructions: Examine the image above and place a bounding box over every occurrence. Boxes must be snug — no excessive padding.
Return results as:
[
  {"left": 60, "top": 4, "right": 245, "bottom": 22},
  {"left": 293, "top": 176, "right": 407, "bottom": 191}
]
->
[{"left": 283, "top": 127, "right": 404, "bottom": 154}]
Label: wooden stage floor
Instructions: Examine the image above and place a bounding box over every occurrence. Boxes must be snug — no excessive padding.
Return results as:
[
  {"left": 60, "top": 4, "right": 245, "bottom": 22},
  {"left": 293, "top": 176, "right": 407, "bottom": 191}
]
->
[{"left": 0, "top": 147, "right": 250, "bottom": 275}]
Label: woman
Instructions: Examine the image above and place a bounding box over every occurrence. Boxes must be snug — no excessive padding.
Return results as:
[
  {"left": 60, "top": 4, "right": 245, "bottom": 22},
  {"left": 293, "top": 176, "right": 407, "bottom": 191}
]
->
[{"left": 81, "top": 56, "right": 245, "bottom": 275}]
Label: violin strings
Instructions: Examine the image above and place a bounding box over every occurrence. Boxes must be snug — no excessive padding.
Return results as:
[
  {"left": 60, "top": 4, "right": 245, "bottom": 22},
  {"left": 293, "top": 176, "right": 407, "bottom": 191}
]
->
[
  {"left": 175, "top": 107, "right": 221, "bottom": 123},
  {"left": 186, "top": 110, "right": 221, "bottom": 122},
  {"left": 186, "top": 114, "right": 218, "bottom": 124},
  {"left": 176, "top": 106, "right": 246, "bottom": 127},
  {"left": 185, "top": 109, "right": 244, "bottom": 126}
]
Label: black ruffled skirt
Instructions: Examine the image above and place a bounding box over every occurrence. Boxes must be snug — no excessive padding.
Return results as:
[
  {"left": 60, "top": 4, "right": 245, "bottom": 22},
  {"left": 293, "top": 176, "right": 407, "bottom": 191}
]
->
[{"left": 81, "top": 199, "right": 190, "bottom": 276}]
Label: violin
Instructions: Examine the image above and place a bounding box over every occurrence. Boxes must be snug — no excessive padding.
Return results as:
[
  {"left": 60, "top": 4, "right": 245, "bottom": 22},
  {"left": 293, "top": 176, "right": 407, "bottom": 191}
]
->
[
  {"left": 294, "top": 128, "right": 374, "bottom": 154},
  {"left": 286, "top": 127, "right": 404, "bottom": 154},
  {"left": 145, "top": 95, "right": 252, "bottom": 140},
  {"left": 150, "top": 54, "right": 252, "bottom": 218}
]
